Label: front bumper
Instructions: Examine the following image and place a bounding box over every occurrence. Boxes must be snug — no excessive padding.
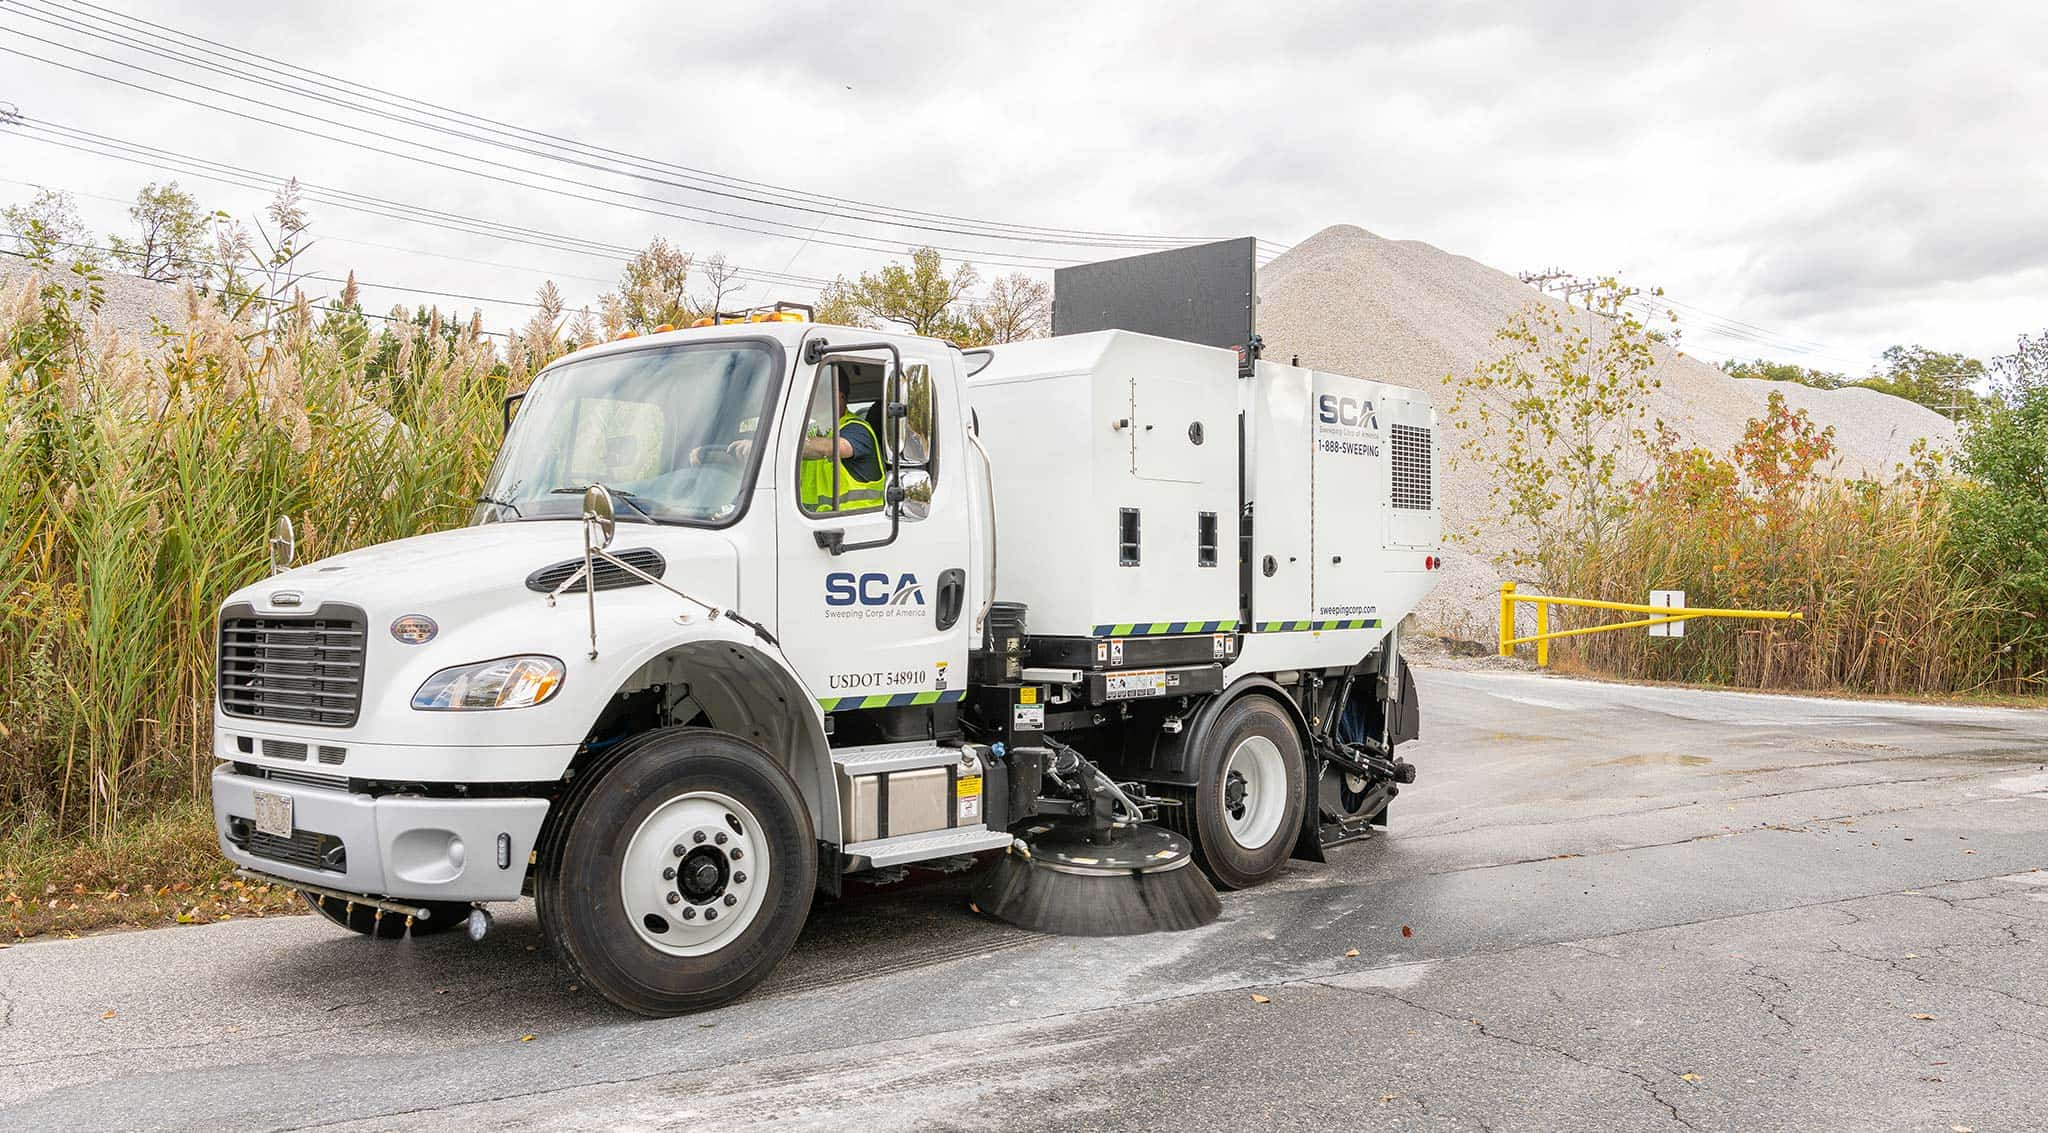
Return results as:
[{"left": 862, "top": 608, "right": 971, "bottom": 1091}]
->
[{"left": 212, "top": 764, "right": 549, "bottom": 902}]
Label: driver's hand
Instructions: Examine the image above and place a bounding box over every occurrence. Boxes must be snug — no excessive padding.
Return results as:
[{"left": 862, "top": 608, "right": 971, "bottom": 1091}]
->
[{"left": 726, "top": 437, "right": 753, "bottom": 459}]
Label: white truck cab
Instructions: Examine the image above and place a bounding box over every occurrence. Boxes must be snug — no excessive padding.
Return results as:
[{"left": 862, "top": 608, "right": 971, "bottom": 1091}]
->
[{"left": 213, "top": 247, "right": 1442, "bottom": 1016}]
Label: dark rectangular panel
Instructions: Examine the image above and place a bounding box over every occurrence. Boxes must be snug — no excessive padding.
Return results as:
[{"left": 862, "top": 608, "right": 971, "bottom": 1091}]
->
[{"left": 1052, "top": 237, "right": 1256, "bottom": 363}]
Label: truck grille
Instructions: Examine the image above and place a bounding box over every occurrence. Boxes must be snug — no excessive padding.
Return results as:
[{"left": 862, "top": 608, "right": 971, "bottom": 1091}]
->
[
  {"left": 218, "top": 604, "right": 367, "bottom": 727},
  {"left": 1391, "top": 424, "right": 1433, "bottom": 511}
]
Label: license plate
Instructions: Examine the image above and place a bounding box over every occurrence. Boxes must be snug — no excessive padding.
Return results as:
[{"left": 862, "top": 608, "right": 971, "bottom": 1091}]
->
[
  {"left": 252, "top": 790, "right": 294, "bottom": 838},
  {"left": 1103, "top": 669, "right": 1168, "bottom": 700}
]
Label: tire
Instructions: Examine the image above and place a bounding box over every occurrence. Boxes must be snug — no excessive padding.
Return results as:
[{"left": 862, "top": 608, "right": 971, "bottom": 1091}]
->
[
  {"left": 302, "top": 891, "right": 469, "bottom": 938},
  {"left": 1160, "top": 695, "right": 1306, "bottom": 890},
  {"left": 535, "top": 728, "right": 817, "bottom": 1016}
]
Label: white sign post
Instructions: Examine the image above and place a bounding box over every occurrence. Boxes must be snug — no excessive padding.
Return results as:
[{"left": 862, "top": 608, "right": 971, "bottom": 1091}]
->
[{"left": 1649, "top": 590, "right": 1686, "bottom": 637}]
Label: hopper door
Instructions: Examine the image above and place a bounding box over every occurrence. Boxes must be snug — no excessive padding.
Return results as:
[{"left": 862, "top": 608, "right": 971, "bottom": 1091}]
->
[
  {"left": 1248, "top": 365, "right": 1312, "bottom": 628},
  {"left": 1310, "top": 372, "right": 1389, "bottom": 624},
  {"left": 1130, "top": 373, "right": 1207, "bottom": 483}
]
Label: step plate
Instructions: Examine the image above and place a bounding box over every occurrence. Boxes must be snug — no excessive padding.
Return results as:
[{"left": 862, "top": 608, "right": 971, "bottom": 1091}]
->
[{"left": 843, "top": 826, "right": 1015, "bottom": 870}]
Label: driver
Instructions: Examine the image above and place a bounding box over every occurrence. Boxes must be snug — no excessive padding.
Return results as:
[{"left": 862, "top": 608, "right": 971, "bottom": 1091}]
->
[{"left": 708, "top": 370, "right": 883, "bottom": 513}]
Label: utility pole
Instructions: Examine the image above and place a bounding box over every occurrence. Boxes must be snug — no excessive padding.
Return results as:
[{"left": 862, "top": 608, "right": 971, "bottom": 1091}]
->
[{"left": 1519, "top": 269, "right": 1615, "bottom": 317}]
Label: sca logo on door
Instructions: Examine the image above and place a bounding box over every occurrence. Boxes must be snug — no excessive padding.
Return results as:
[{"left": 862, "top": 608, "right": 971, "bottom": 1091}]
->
[{"left": 825, "top": 571, "right": 927, "bottom": 619}]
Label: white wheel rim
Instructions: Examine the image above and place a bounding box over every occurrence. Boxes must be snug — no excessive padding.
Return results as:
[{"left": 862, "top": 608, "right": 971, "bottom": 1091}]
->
[
  {"left": 621, "top": 790, "right": 772, "bottom": 957},
  {"left": 1221, "top": 735, "right": 1287, "bottom": 849}
]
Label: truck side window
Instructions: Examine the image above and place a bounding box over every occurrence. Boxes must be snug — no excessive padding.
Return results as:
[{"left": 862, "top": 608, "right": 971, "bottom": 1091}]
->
[
  {"left": 896, "top": 362, "right": 938, "bottom": 520},
  {"left": 796, "top": 363, "right": 886, "bottom": 516}
]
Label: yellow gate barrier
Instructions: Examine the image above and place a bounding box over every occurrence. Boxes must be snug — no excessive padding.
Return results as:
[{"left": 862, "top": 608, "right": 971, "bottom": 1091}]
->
[{"left": 1498, "top": 582, "right": 1804, "bottom": 667}]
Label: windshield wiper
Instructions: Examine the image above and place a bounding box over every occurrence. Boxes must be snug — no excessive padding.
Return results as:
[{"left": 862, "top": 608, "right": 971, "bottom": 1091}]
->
[
  {"left": 476, "top": 493, "right": 522, "bottom": 517},
  {"left": 549, "top": 486, "right": 657, "bottom": 522}
]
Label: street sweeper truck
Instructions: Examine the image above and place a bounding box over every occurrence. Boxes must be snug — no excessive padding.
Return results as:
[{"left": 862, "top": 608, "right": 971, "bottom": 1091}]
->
[{"left": 209, "top": 239, "right": 1443, "bottom": 1015}]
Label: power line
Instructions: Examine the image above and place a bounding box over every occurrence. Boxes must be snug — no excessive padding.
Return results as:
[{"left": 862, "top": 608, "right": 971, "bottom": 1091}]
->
[
  {"left": 0, "top": 37, "right": 1106, "bottom": 270},
  {"left": 39, "top": 0, "right": 1273, "bottom": 252},
  {"left": 5, "top": 119, "right": 846, "bottom": 298},
  {"left": 0, "top": 13, "right": 1291, "bottom": 266}
]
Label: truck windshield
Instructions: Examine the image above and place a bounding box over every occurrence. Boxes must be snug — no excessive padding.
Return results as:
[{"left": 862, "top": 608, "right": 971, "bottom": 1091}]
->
[{"left": 474, "top": 341, "right": 780, "bottom": 526}]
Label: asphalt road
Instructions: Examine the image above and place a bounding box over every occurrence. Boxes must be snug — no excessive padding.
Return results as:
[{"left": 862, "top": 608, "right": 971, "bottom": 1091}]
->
[{"left": 3, "top": 668, "right": 2046, "bottom": 1132}]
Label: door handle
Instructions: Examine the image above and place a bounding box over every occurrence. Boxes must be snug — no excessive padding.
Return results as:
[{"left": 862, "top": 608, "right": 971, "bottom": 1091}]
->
[{"left": 935, "top": 567, "right": 966, "bottom": 630}]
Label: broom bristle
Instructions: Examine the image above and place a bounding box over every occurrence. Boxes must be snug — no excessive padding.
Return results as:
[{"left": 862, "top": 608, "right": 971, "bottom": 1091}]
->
[{"left": 973, "top": 853, "right": 1222, "bottom": 936}]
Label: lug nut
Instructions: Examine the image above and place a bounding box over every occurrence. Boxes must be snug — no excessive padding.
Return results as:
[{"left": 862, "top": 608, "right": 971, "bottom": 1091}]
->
[
  {"left": 662, "top": 867, "right": 676, "bottom": 881},
  {"left": 681, "top": 907, "right": 696, "bottom": 920},
  {"left": 730, "top": 848, "right": 743, "bottom": 861},
  {"left": 693, "top": 830, "right": 707, "bottom": 844},
  {"left": 705, "top": 908, "right": 718, "bottom": 921},
  {"left": 732, "top": 871, "right": 746, "bottom": 884},
  {"left": 665, "top": 892, "right": 681, "bottom": 905},
  {"left": 722, "top": 894, "right": 737, "bottom": 907},
  {"left": 672, "top": 843, "right": 685, "bottom": 858},
  {"left": 715, "top": 832, "right": 728, "bottom": 845}
]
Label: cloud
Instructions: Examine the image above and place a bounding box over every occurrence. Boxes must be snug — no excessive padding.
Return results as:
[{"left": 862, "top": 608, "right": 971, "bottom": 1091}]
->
[{"left": 1, "top": 0, "right": 2040, "bottom": 363}]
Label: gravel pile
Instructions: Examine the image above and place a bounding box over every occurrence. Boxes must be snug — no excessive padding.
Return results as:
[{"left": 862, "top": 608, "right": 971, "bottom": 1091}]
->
[
  {"left": 1257, "top": 224, "right": 1958, "bottom": 640},
  {"left": 0, "top": 262, "right": 188, "bottom": 338}
]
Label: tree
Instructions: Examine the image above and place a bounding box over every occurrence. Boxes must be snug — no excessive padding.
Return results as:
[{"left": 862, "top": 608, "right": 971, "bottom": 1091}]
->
[
  {"left": 846, "top": 247, "right": 977, "bottom": 339},
  {"left": 1720, "top": 357, "right": 1846, "bottom": 390},
  {"left": 3, "top": 187, "right": 95, "bottom": 264},
  {"left": 1859, "top": 345, "right": 1985, "bottom": 416},
  {"left": 1947, "top": 329, "right": 2048, "bottom": 680},
  {"left": 108, "top": 181, "right": 214, "bottom": 281},
  {"left": 695, "top": 253, "right": 744, "bottom": 320},
  {"left": 1448, "top": 277, "right": 1664, "bottom": 575},
  {"left": 811, "top": 276, "right": 870, "bottom": 328},
  {"left": 609, "top": 237, "right": 693, "bottom": 331},
  {"left": 963, "top": 272, "right": 1050, "bottom": 345}
]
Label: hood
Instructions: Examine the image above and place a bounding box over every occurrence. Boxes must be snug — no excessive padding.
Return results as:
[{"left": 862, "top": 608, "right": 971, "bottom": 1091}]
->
[{"left": 234, "top": 520, "right": 741, "bottom": 624}]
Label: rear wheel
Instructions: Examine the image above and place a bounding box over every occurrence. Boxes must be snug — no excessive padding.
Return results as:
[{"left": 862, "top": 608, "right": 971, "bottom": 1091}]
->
[
  {"left": 536, "top": 729, "right": 816, "bottom": 1016},
  {"left": 1160, "top": 695, "right": 1306, "bottom": 890},
  {"left": 302, "top": 892, "right": 468, "bottom": 938}
]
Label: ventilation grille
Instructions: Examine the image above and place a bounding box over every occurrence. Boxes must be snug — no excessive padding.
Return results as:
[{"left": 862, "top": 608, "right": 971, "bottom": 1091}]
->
[
  {"left": 239, "top": 763, "right": 352, "bottom": 792},
  {"left": 247, "top": 827, "right": 346, "bottom": 873},
  {"left": 1391, "top": 424, "right": 1434, "bottom": 511},
  {"left": 525, "top": 547, "right": 667, "bottom": 594},
  {"left": 218, "top": 607, "right": 366, "bottom": 727}
]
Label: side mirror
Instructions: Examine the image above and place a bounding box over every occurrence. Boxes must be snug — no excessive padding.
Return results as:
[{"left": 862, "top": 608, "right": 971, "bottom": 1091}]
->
[
  {"left": 268, "top": 516, "right": 296, "bottom": 575},
  {"left": 583, "top": 483, "right": 616, "bottom": 550}
]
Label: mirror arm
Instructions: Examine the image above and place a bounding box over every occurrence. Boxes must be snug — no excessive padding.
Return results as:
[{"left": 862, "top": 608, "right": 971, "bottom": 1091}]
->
[{"left": 501, "top": 391, "right": 525, "bottom": 435}]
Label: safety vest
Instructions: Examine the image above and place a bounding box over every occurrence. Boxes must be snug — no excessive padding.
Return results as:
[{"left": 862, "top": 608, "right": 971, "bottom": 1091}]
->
[{"left": 800, "top": 412, "right": 886, "bottom": 513}]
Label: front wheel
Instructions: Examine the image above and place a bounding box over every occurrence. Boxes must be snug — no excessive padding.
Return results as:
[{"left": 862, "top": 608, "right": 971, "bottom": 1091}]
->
[
  {"left": 536, "top": 729, "right": 817, "bottom": 1016},
  {"left": 1160, "top": 695, "right": 1306, "bottom": 890}
]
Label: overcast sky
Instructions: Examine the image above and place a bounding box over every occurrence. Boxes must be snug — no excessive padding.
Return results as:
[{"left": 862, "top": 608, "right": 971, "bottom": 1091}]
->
[{"left": 2, "top": 0, "right": 2041, "bottom": 373}]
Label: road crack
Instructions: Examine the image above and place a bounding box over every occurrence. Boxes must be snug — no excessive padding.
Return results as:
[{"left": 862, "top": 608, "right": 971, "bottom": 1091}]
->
[{"left": 1316, "top": 982, "right": 1701, "bottom": 1130}]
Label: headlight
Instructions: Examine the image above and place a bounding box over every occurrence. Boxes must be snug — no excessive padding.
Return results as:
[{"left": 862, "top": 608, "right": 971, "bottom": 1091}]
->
[{"left": 412, "top": 655, "right": 565, "bottom": 711}]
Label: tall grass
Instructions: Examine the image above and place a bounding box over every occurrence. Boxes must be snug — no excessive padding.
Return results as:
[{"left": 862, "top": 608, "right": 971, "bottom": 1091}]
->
[
  {"left": 1, "top": 276, "right": 530, "bottom": 839},
  {"left": 1538, "top": 396, "right": 2034, "bottom": 695}
]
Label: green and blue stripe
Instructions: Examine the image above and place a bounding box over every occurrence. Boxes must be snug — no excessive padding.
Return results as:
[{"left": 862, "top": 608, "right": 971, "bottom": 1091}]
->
[
  {"left": 1089, "top": 619, "right": 1240, "bottom": 637},
  {"left": 1254, "top": 618, "right": 1383, "bottom": 632},
  {"left": 818, "top": 688, "right": 967, "bottom": 712}
]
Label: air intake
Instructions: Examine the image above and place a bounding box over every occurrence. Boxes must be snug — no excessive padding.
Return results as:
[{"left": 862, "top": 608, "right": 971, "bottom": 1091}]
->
[
  {"left": 1390, "top": 424, "right": 1433, "bottom": 511},
  {"left": 525, "top": 547, "right": 667, "bottom": 594}
]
